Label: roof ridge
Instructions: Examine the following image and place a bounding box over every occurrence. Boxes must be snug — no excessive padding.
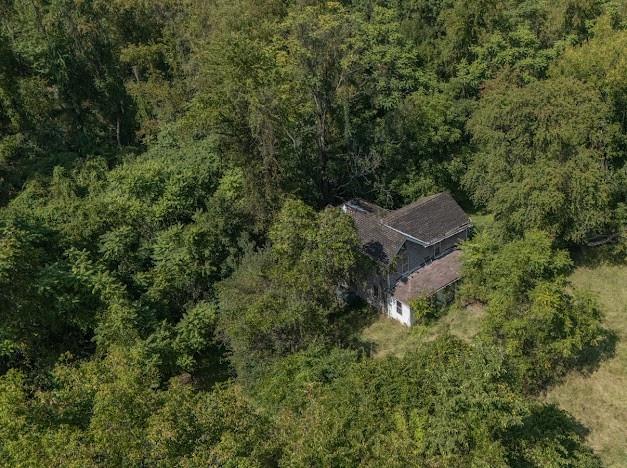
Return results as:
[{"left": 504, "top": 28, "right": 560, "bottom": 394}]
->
[
  {"left": 343, "top": 192, "right": 469, "bottom": 263},
  {"left": 383, "top": 192, "right": 447, "bottom": 222},
  {"left": 379, "top": 192, "right": 470, "bottom": 244}
]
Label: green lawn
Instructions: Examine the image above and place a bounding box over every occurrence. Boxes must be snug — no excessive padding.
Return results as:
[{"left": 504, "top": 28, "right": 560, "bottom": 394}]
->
[
  {"left": 360, "top": 303, "right": 485, "bottom": 358},
  {"left": 544, "top": 258, "right": 627, "bottom": 467}
]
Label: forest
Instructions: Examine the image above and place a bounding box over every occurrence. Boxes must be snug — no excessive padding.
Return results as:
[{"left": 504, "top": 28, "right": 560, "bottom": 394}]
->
[{"left": 0, "top": 0, "right": 626, "bottom": 466}]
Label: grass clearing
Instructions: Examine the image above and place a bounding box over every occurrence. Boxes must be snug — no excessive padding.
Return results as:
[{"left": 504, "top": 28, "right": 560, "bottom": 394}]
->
[
  {"left": 544, "top": 258, "right": 627, "bottom": 467},
  {"left": 435, "top": 302, "right": 485, "bottom": 341},
  {"left": 359, "top": 235, "right": 627, "bottom": 466},
  {"left": 360, "top": 251, "right": 627, "bottom": 466},
  {"left": 360, "top": 303, "right": 485, "bottom": 358}
]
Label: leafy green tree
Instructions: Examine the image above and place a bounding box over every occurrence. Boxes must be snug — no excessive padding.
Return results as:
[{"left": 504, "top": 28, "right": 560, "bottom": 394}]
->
[
  {"left": 252, "top": 344, "right": 359, "bottom": 414},
  {"left": 0, "top": 0, "right": 620, "bottom": 464},
  {"left": 218, "top": 199, "right": 362, "bottom": 378},
  {"left": 172, "top": 302, "right": 218, "bottom": 372},
  {"left": 277, "top": 336, "right": 600, "bottom": 467},
  {"left": 0, "top": 136, "right": 253, "bottom": 379},
  {"left": 436, "top": 0, "right": 508, "bottom": 73},
  {"left": 0, "top": 0, "right": 191, "bottom": 202},
  {"left": 462, "top": 230, "right": 607, "bottom": 391},
  {"left": 551, "top": 13, "right": 627, "bottom": 141},
  {"left": 461, "top": 230, "right": 573, "bottom": 302},
  {"left": 148, "top": 382, "right": 278, "bottom": 467},
  {"left": 0, "top": 348, "right": 277, "bottom": 467},
  {"left": 465, "top": 76, "right": 622, "bottom": 243},
  {"left": 0, "top": 369, "right": 92, "bottom": 466},
  {"left": 485, "top": 279, "right": 606, "bottom": 392},
  {"left": 0, "top": 218, "right": 98, "bottom": 371}
]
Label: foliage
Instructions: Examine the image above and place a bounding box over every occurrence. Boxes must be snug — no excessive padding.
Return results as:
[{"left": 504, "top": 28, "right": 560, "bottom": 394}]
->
[
  {"left": 0, "top": 136, "right": 253, "bottom": 381},
  {"left": 276, "top": 336, "right": 600, "bottom": 467},
  {"left": 0, "top": 0, "right": 624, "bottom": 464},
  {"left": 217, "top": 199, "right": 362, "bottom": 378},
  {"left": 465, "top": 76, "right": 623, "bottom": 243},
  {"left": 0, "top": 218, "right": 98, "bottom": 371},
  {"left": 462, "top": 230, "right": 608, "bottom": 391},
  {"left": 461, "top": 229, "right": 573, "bottom": 302},
  {"left": 487, "top": 280, "right": 607, "bottom": 392},
  {"left": 408, "top": 294, "right": 437, "bottom": 323},
  {"left": 0, "top": 349, "right": 277, "bottom": 467},
  {"left": 252, "top": 344, "right": 360, "bottom": 414}
]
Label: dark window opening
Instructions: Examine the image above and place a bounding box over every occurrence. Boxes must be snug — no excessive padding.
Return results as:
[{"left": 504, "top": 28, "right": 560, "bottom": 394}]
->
[{"left": 396, "top": 300, "right": 402, "bottom": 315}]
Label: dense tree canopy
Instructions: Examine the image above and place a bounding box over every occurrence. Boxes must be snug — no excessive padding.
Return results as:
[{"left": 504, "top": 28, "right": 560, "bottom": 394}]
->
[
  {"left": 217, "top": 198, "right": 362, "bottom": 378},
  {"left": 0, "top": 0, "right": 625, "bottom": 465},
  {"left": 465, "top": 76, "right": 623, "bottom": 243},
  {"left": 462, "top": 230, "right": 608, "bottom": 390}
]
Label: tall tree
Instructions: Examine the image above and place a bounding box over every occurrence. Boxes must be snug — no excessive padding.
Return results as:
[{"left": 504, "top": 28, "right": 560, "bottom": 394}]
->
[
  {"left": 462, "top": 230, "right": 608, "bottom": 391},
  {"left": 218, "top": 199, "right": 362, "bottom": 378},
  {"left": 465, "top": 76, "right": 622, "bottom": 243}
]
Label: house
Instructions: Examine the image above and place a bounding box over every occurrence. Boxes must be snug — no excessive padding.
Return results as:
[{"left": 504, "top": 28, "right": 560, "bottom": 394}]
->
[{"left": 341, "top": 192, "right": 471, "bottom": 326}]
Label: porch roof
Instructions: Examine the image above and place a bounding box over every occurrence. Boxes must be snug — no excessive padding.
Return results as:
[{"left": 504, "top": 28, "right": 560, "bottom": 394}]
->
[{"left": 392, "top": 249, "right": 462, "bottom": 304}]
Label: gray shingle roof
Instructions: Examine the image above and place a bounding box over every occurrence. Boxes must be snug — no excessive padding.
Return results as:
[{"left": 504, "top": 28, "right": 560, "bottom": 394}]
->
[
  {"left": 382, "top": 192, "right": 470, "bottom": 244},
  {"left": 342, "top": 193, "right": 470, "bottom": 264},
  {"left": 342, "top": 199, "right": 405, "bottom": 264}
]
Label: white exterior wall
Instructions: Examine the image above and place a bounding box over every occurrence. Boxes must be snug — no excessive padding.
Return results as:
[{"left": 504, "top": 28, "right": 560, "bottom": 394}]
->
[{"left": 387, "top": 296, "right": 412, "bottom": 326}]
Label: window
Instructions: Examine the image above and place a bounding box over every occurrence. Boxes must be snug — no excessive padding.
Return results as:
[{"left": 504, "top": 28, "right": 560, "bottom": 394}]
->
[
  {"left": 372, "top": 285, "right": 379, "bottom": 299},
  {"left": 396, "top": 300, "right": 403, "bottom": 315}
]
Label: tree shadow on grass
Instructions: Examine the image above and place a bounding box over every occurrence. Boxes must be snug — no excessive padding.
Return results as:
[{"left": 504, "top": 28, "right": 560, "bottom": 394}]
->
[
  {"left": 506, "top": 403, "right": 600, "bottom": 467},
  {"left": 573, "top": 327, "right": 619, "bottom": 376},
  {"left": 329, "top": 297, "right": 380, "bottom": 356},
  {"left": 571, "top": 244, "right": 627, "bottom": 268},
  {"left": 533, "top": 327, "right": 620, "bottom": 394}
]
